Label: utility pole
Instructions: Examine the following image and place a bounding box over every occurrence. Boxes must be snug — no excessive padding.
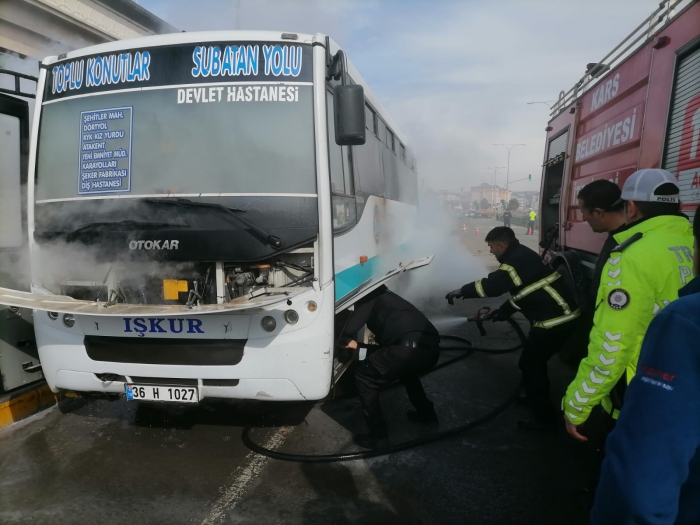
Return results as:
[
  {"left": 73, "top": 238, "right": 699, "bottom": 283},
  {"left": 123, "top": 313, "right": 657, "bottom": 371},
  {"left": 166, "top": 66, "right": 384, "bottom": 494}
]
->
[{"left": 494, "top": 144, "right": 525, "bottom": 190}]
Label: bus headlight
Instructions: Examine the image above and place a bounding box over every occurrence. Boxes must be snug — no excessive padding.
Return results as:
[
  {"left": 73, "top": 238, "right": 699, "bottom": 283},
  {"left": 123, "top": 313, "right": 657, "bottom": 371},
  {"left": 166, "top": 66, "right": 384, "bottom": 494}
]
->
[
  {"left": 48, "top": 311, "right": 59, "bottom": 320},
  {"left": 284, "top": 310, "right": 299, "bottom": 325},
  {"left": 63, "top": 314, "right": 76, "bottom": 328},
  {"left": 261, "top": 316, "right": 276, "bottom": 332}
]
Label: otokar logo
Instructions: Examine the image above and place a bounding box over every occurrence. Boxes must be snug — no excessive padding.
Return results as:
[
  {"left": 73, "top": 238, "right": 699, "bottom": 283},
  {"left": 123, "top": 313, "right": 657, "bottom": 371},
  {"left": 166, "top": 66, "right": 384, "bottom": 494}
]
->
[
  {"left": 124, "top": 317, "right": 204, "bottom": 337},
  {"left": 129, "top": 240, "right": 179, "bottom": 250}
]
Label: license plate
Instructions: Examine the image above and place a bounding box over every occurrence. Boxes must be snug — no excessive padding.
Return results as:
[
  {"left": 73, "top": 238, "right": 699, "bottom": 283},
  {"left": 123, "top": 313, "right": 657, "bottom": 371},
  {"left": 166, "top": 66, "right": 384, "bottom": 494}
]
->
[{"left": 125, "top": 384, "right": 198, "bottom": 403}]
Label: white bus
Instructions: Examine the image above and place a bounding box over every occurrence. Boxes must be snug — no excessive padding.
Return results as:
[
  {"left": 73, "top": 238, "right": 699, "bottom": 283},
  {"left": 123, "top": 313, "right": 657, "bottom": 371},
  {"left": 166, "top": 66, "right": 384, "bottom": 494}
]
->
[{"left": 0, "top": 31, "right": 429, "bottom": 403}]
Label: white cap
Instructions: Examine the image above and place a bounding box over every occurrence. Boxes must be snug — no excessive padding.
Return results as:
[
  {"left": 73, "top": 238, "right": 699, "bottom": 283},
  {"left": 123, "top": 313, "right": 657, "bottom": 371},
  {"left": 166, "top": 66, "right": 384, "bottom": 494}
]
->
[{"left": 615, "top": 169, "right": 680, "bottom": 204}]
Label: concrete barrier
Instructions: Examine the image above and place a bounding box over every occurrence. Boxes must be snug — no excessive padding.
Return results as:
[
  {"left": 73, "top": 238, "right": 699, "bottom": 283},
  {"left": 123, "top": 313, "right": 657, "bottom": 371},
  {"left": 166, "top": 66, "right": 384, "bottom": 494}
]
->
[{"left": 0, "top": 382, "right": 57, "bottom": 429}]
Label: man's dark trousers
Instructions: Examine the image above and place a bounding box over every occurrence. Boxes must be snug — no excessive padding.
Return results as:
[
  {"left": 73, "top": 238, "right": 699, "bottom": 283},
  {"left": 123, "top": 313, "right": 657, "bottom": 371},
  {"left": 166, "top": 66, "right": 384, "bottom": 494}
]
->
[
  {"left": 355, "top": 345, "right": 440, "bottom": 435},
  {"left": 518, "top": 321, "right": 578, "bottom": 422}
]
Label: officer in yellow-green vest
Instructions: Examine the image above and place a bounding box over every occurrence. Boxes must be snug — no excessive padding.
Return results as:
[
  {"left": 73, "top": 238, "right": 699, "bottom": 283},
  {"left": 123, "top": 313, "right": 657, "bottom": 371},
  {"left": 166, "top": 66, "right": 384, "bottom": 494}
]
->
[
  {"left": 527, "top": 209, "right": 537, "bottom": 235},
  {"left": 563, "top": 169, "right": 694, "bottom": 445}
]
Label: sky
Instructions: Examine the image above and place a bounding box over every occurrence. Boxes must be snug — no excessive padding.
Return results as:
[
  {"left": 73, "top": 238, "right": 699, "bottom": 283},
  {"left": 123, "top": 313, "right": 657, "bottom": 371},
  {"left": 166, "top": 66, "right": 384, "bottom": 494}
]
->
[{"left": 139, "top": 0, "right": 660, "bottom": 193}]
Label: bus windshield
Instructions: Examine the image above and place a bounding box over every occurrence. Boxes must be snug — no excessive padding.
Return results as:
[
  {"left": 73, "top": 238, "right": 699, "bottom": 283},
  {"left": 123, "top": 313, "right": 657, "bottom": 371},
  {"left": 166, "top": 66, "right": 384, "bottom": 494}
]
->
[{"left": 35, "top": 42, "right": 316, "bottom": 202}]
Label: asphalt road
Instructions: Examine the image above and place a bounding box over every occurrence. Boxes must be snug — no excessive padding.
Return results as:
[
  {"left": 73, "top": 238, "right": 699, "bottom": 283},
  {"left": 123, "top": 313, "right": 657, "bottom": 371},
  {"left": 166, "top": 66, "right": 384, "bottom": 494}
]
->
[{"left": 0, "top": 221, "right": 590, "bottom": 525}]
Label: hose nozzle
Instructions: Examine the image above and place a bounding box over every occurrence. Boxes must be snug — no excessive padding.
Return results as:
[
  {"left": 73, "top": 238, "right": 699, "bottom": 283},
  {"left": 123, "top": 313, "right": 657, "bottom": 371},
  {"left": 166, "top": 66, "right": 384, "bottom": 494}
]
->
[{"left": 467, "top": 307, "right": 491, "bottom": 336}]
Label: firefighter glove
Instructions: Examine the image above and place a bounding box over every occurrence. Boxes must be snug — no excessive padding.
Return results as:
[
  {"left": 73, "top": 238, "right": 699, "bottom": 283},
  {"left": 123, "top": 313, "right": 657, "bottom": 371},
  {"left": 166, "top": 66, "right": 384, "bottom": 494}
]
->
[{"left": 445, "top": 289, "right": 463, "bottom": 305}]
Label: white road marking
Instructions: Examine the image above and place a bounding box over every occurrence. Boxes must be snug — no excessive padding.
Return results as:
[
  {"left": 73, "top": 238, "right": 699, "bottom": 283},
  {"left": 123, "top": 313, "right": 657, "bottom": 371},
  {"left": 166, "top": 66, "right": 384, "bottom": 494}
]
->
[{"left": 201, "top": 426, "right": 294, "bottom": 524}]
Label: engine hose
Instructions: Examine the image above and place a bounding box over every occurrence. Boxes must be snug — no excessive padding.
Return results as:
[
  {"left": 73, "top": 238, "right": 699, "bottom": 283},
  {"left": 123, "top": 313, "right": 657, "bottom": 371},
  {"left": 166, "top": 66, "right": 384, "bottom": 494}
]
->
[{"left": 241, "top": 316, "right": 527, "bottom": 463}]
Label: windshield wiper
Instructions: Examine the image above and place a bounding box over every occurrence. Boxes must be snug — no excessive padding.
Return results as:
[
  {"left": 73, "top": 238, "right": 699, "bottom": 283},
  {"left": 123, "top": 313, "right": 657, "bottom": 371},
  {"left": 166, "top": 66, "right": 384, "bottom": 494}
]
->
[
  {"left": 63, "top": 220, "right": 190, "bottom": 240},
  {"left": 143, "top": 198, "right": 284, "bottom": 250}
]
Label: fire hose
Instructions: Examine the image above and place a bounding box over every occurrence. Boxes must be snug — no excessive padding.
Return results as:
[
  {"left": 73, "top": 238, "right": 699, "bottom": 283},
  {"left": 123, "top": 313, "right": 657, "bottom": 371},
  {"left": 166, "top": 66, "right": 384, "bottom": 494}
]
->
[{"left": 241, "top": 308, "right": 527, "bottom": 463}]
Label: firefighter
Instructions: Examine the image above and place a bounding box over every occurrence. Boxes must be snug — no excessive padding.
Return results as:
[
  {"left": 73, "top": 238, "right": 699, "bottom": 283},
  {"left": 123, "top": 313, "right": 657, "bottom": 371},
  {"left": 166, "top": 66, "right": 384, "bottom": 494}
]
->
[
  {"left": 446, "top": 226, "right": 580, "bottom": 430},
  {"left": 563, "top": 169, "right": 694, "bottom": 444},
  {"left": 527, "top": 209, "right": 537, "bottom": 235},
  {"left": 503, "top": 208, "right": 512, "bottom": 228},
  {"left": 340, "top": 285, "right": 440, "bottom": 449},
  {"left": 590, "top": 209, "right": 700, "bottom": 525}
]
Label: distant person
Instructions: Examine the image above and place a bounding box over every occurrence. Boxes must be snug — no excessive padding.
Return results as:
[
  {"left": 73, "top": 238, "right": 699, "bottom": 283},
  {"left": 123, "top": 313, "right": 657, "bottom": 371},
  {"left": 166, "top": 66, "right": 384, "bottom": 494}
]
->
[
  {"left": 503, "top": 209, "right": 512, "bottom": 228},
  {"left": 527, "top": 209, "right": 537, "bottom": 235},
  {"left": 445, "top": 226, "right": 580, "bottom": 430},
  {"left": 590, "top": 209, "right": 700, "bottom": 525},
  {"left": 563, "top": 170, "right": 693, "bottom": 446},
  {"left": 340, "top": 286, "right": 440, "bottom": 449}
]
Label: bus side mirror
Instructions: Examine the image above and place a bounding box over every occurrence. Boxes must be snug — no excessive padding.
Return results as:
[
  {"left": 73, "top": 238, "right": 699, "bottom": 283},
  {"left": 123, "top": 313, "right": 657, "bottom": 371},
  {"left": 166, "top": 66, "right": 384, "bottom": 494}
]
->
[{"left": 334, "top": 85, "right": 366, "bottom": 146}]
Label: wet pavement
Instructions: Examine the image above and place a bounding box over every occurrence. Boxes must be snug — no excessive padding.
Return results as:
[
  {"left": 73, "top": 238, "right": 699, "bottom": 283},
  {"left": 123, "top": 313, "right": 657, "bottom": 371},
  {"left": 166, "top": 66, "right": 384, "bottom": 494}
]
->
[{"left": 0, "top": 221, "right": 591, "bottom": 525}]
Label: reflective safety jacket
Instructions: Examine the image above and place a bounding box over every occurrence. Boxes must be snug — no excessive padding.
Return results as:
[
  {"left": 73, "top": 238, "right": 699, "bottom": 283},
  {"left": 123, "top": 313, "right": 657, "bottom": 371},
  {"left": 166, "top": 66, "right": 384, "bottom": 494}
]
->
[
  {"left": 563, "top": 215, "right": 694, "bottom": 425},
  {"left": 529, "top": 211, "right": 537, "bottom": 221},
  {"left": 460, "top": 240, "right": 580, "bottom": 329}
]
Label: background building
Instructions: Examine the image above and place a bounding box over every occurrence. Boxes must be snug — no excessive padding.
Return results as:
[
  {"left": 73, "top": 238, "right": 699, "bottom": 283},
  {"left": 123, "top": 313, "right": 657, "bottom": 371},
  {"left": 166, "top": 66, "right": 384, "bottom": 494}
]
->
[
  {"left": 470, "top": 183, "right": 511, "bottom": 209},
  {"left": 438, "top": 189, "right": 472, "bottom": 212}
]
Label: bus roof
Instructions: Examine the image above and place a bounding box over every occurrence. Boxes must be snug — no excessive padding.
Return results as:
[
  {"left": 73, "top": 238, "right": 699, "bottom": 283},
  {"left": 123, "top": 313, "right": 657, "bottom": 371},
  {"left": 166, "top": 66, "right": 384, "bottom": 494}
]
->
[{"left": 41, "top": 30, "right": 317, "bottom": 65}]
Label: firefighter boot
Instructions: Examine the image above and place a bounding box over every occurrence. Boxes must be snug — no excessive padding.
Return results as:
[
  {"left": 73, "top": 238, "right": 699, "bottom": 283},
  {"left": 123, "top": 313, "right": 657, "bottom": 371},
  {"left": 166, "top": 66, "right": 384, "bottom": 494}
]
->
[
  {"left": 407, "top": 401, "right": 439, "bottom": 427},
  {"left": 515, "top": 391, "right": 531, "bottom": 407}
]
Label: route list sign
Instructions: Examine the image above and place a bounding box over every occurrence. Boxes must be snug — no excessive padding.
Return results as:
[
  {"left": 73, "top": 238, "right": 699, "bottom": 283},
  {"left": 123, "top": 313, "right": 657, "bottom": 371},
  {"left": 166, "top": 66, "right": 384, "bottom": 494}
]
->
[{"left": 79, "top": 106, "right": 132, "bottom": 195}]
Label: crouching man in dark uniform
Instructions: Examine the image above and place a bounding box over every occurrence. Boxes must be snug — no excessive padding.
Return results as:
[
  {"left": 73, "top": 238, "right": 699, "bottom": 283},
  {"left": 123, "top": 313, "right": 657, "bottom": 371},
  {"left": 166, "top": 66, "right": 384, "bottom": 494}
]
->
[
  {"left": 446, "top": 227, "right": 581, "bottom": 430},
  {"left": 340, "top": 285, "right": 440, "bottom": 449}
]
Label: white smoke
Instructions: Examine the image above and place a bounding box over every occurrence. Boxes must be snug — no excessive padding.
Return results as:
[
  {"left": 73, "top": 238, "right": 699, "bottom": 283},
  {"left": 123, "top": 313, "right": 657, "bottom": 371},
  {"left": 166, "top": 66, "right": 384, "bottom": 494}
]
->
[{"left": 387, "top": 190, "right": 487, "bottom": 315}]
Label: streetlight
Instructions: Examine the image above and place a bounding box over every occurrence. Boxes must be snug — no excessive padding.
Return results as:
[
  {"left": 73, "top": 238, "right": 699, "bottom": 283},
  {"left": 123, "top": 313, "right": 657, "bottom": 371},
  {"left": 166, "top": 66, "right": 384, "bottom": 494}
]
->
[
  {"left": 486, "top": 167, "right": 505, "bottom": 211},
  {"left": 526, "top": 101, "right": 556, "bottom": 106},
  {"left": 494, "top": 143, "right": 526, "bottom": 190}
]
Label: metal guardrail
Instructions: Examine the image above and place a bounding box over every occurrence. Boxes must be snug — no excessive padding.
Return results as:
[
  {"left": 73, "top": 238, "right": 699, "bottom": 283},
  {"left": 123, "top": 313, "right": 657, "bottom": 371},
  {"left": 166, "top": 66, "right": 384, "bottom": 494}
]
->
[
  {"left": 0, "top": 69, "right": 38, "bottom": 99},
  {"left": 549, "top": 0, "right": 695, "bottom": 118}
]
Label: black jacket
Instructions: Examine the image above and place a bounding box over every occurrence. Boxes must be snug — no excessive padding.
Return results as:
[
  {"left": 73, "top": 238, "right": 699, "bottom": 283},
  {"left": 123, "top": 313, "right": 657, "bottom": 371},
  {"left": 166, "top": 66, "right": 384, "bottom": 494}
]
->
[
  {"left": 591, "top": 224, "right": 629, "bottom": 302},
  {"left": 461, "top": 240, "right": 579, "bottom": 329},
  {"left": 343, "top": 288, "right": 439, "bottom": 346}
]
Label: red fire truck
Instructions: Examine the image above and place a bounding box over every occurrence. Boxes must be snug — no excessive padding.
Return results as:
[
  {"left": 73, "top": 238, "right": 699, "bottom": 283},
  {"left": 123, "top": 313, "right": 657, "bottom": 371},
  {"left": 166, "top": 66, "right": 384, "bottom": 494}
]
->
[{"left": 540, "top": 0, "right": 700, "bottom": 299}]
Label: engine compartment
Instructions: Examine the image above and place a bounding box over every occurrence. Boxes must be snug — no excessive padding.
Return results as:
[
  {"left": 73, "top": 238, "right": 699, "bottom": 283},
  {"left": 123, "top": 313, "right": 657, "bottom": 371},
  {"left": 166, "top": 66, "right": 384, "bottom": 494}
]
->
[{"left": 44, "top": 244, "right": 315, "bottom": 307}]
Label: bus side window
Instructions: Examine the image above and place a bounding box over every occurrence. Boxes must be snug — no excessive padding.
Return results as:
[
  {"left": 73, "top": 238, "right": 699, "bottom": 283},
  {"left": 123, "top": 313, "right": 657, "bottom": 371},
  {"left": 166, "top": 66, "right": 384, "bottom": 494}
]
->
[
  {"left": 326, "top": 90, "right": 346, "bottom": 194},
  {"left": 377, "top": 118, "right": 388, "bottom": 146},
  {"left": 327, "top": 90, "right": 356, "bottom": 232},
  {"left": 365, "top": 104, "right": 377, "bottom": 136},
  {"left": 387, "top": 130, "right": 395, "bottom": 153},
  {"left": 331, "top": 194, "right": 357, "bottom": 232},
  {"left": 355, "top": 106, "right": 384, "bottom": 197},
  {"left": 399, "top": 143, "right": 406, "bottom": 162}
]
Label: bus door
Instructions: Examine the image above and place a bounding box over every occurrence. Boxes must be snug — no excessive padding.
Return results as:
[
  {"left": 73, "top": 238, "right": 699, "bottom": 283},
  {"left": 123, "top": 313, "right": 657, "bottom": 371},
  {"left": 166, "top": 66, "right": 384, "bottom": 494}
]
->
[{"left": 0, "top": 89, "right": 43, "bottom": 391}]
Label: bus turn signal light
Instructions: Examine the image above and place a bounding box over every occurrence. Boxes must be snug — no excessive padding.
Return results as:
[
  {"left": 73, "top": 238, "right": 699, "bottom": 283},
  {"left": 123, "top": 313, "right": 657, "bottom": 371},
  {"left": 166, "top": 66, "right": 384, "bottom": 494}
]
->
[{"left": 360, "top": 256, "right": 368, "bottom": 264}]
